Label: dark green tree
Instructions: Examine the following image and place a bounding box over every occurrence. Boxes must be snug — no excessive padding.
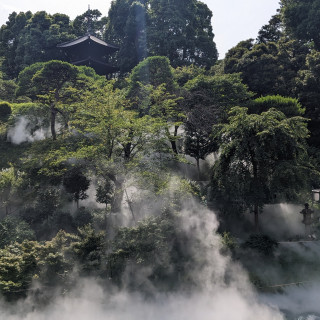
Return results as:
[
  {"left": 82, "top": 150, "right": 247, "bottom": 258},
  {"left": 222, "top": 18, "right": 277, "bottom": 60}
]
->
[
  {"left": 0, "top": 216, "right": 35, "bottom": 249},
  {"left": 105, "top": 0, "right": 218, "bottom": 72},
  {"left": 298, "top": 50, "right": 320, "bottom": 147},
  {"left": 63, "top": 167, "right": 90, "bottom": 208},
  {"left": 280, "top": 0, "right": 320, "bottom": 50},
  {"left": 212, "top": 107, "right": 310, "bottom": 231},
  {"left": 147, "top": 0, "right": 217, "bottom": 68},
  {"left": 72, "top": 9, "right": 107, "bottom": 37},
  {"left": 183, "top": 73, "right": 252, "bottom": 175},
  {"left": 0, "top": 11, "right": 32, "bottom": 78},
  {"left": 106, "top": 1, "right": 147, "bottom": 73},
  {"left": 257, "top": 14, "right": 283, "bottom": 44},
  {"left": 224, "top": 37, "right": 308, "bottom": 97}
]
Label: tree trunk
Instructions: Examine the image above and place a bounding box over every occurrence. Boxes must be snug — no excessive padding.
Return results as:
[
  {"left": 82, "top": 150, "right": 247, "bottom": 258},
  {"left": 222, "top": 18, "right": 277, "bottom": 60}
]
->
[
  {"left": 124, "top": 142, "right": 132, "bottom": 161},
  {"left": 169, "top": 125, "right": 179, "bottom": 154},
  {"left": 254, "top": 204, "right": 259, "bottom": 233},
  {"left": 51, "top": 103, "right": 57, "bottom": 140},
  {"left": 111, "top": 179, "right": 123, "bottom": 213},
  {"left": 196, "top": 158, "right": 200, "bottom": 180}
]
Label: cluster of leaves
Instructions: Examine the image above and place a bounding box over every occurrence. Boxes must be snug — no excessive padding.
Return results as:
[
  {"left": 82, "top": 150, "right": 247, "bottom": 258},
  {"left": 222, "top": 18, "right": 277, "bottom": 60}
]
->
[{"left": 0, "top": 226, "right": 104, "bottom": 300}]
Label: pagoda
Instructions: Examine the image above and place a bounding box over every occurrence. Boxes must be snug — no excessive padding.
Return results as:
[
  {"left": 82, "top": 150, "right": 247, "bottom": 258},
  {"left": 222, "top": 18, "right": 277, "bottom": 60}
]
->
[{"left": 57, "top": 10, "right": 119, "bottom": 75}]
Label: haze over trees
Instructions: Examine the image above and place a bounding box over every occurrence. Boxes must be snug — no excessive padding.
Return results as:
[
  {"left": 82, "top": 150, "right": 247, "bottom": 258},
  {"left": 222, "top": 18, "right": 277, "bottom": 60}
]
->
[{"left": 0, "top": 0, "right": 320, "bottom": 307}]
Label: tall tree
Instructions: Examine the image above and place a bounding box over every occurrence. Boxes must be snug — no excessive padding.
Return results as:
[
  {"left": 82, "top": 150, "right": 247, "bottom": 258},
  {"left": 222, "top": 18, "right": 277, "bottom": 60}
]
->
[
  {"left": 183, "top": 73, "right": 252, "bottom": 175},
  {"left": 105, "top": 0, "right": 218, "bottom": 73},
  {"left": 147, "top": 0, "right": 217, "bottom": 68},
  {"left": 256, "top": 14, "right": 283, "bottom": 44},
  {"left": 212, "top": 107, "right": 310, "bottom": 231},
  {"left": 72, "top": 9, "right": 107, "bottom": 37},
  {"left": 280, "top": 0, "right": 320, "bottom": 50},
  {"left": 224, "top": 37, "right": 308, "bottom": 97},
  {"left": 298, "top": 50, "right": 320, "bottom": 147},
  {"left": 105, "top": 1, "right": 147, "bottom": 73}
]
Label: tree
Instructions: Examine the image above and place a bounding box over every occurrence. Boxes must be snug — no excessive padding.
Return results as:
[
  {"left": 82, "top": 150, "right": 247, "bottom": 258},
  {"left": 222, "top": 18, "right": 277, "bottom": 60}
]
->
[
  {"left": 105, "top": 0, "right": 218, "bottom": 72},
  {"left": 0, "top": 11, "right": 32, "bottom": 78},
  {"left": 280, "top": 0, "right": 320, "bottom": 50},
  {"left": 127, "top": 56, "right": 184, "bottom": 154},
  {"left": 63, "top": 167, "right": 90, "bottom": 208},
  {"left": 298, "top": 50, "right": 320, "bottom": 147},
  {"left": 0, "top": 167, "right": 24, "bottom": 215},
  {"left": 224, "top": 41, "right": 281, "bottom": 96},
  {"left": 72, "top": 9, "right": 107, "bottom": 37},
  {"left": 0, "top": 216, "right": 35, "bottom": 248},
  {"left": 212, "top": 107, "right": 310, "bottom": 231},
  {"left": 31, "top": 60, "right": 79, "bottom": 140},
  {"left": 147, "top": 0, "right": 217, "bottom": 68},
  {"left": 224, "top": 37, "right": 308, "bottom": 97},
  {"left": 96, "top": 178, "right": 115, "bottom": 207},
  {"left": 0, "top": 102, "right": 12, "bottom": 122},
  {"left": 105, "top": 1, "right": 148, "bottom": 73},
  {"left": 183, "top": 73, "right": 252, "bottom": 173},
  {"left": 257, "top": 14, "right": 283, "bottom": 44},
  {"left": 0, "top": 9, "right": 107, "bottom": 79},
  {"left": 184, "top": 118, "right": 217, "bottom": 179}
]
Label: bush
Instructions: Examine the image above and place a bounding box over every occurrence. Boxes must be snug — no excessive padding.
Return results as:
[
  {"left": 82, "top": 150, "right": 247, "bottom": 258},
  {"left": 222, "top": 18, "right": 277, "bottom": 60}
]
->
[
  {"left": 0, "top": 101, "right": 12, "bottom": 122},
  {"left": 243, "top": 234, "right": 278, "bottom": 256}
]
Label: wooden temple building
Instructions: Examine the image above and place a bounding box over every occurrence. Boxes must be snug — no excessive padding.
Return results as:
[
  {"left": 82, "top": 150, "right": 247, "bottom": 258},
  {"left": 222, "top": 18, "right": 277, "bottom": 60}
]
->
[{"left": 57, "top": 33, "right": 119, "bottom": 76}]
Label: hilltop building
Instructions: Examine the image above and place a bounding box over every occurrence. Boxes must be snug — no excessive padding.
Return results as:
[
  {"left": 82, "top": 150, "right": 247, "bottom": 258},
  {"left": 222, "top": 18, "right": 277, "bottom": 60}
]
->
[{"left": 57, "top": 33, "right": 119, "bottom": 76}]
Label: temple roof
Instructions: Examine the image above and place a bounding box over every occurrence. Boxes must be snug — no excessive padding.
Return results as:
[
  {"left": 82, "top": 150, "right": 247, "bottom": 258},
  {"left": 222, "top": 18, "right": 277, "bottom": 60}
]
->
[
  {"left": 57, "top": 34, "right": 119, "bottom": 52},
  {"left": 57, "top": 33, "right": 119, "bottom": 75}
]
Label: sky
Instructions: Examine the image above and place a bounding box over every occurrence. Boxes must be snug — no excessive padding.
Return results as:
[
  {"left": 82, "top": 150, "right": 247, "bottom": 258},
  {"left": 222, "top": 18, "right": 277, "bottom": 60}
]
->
[{"left": 0, "top": 0, "right": 280, "bottom": 58}]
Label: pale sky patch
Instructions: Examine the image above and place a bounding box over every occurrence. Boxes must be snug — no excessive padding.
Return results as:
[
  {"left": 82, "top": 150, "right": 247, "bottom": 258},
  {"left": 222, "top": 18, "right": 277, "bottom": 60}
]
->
[{"left": 0, "top": 0, "right": 280, "bottom": 58}]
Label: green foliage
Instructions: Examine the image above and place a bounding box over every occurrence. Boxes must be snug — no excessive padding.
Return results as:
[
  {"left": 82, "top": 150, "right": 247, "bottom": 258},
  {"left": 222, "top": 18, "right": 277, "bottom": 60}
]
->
[
  {"left": 105, "top": 0, "right": 217, "bottom": 72},
  {"left": 0, "top": 217, "right": 35, "bottom": 248},
  {"left": 257, "top": 14, "right": 283, "bottom": 44},
  {"left": 96, "top": 178, "right": 115, "bottom": 206},
  {"left": 16, "top": 62, "right": 46, "bottom": 99},
  {"left": 0, "top": 78, "right": 17, "bottom": 102},
  {"left": 184, "top": 73, "right": 252, "bottom": 118},
  {"left": 0, "top": 167, "right": 25, "bottom": 215},
  {"left": 221, "top": 232, "right": 238, "bottom": 251},
  {"left": 106, "top": 1, "right": 147, "bottom": 73},
  {"left": 0, "top": 241, "right": 39, "bottom": 300},
  {"left": 249, "top": 95, "right": 304, "bottom": 117},
  {"left": 183, "top": 73, "right": 252, "bottom": 167},
  {"left": 62, "top": 167, "right": 90, "bottom": 204},
  {"left": 243, "top": 234, "right": 278, "bottom": 256},
  {"left": 212, "top": 107, "right": 311, "bottom": 228},
  {"left": 280, "top": 0, "right": 320, "bottom": 49},
  {"left": 223, "top": 38, "right": 308, "bottom": 97},
  {"left": 72, "top": 225, "right": 105, "bottom": 274},
  {"left": 108, "top": 212, "right": 177, "bottom": 284},
  {"left": 298, "top": 50, "right": 320, "bottom": 147},
  {"left": 0, "top": 11, "right": 74, "bottom": 78},
  {"left": 128, "top": 56, "right": 176, "bottom": 95},
  {"left": 173, "top": 64, "right": 205, "bottom": 87},
  {"left": 0, "top": 101, "right": 12, "bottom": 122},
  {"left": 72, "top": 9, "right": 107, "bottom": 37}
]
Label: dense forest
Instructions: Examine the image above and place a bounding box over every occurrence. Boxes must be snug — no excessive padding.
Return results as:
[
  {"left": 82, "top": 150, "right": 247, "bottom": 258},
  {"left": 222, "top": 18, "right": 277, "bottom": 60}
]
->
[{"left": 0, "top": 0, "right": 320, "bottom": 318}]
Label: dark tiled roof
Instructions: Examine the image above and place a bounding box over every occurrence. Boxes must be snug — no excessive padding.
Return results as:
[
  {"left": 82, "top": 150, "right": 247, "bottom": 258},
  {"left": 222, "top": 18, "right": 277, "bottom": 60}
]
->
[{"left": 57, "top": 34, "right": 119, "bottom": 50}]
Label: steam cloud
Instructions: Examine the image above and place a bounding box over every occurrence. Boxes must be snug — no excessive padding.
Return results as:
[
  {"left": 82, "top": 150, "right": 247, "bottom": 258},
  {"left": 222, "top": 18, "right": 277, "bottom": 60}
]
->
[
  {"left": 0, "top": 202, "right": 286, "bottom": 320},
  {"left": 7, "top": 116, "right": 49, "bottom": 144}
]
